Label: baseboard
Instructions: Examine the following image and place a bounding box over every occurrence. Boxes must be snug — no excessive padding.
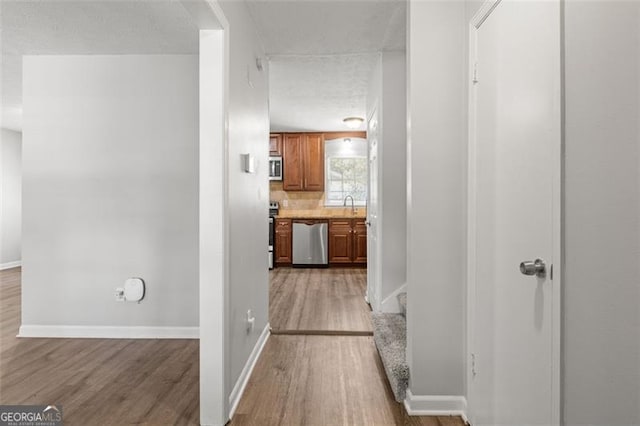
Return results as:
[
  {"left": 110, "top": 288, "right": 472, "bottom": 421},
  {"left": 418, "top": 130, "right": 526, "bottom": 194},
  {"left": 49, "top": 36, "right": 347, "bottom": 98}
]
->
[
  {"left": 0, "top": 261, "right": 21, "bottom": 271},
  {"left": 228, "top": 323, "right": 270, "bottom": 420},
  {"left": 404, "top": 390, "right": 468, "bottom": 421},
  {"left": 17, "top": 325, "right": 199, "bottom": 339},
  {"left": 380, "top": 282, "right": 407, "bottom": 313}
]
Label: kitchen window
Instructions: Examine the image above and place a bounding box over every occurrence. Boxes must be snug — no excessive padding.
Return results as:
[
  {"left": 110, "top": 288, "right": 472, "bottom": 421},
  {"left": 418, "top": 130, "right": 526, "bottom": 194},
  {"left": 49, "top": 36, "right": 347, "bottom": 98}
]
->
[{"left": 324, "top": 138, "right": 368, "bottom": 206}]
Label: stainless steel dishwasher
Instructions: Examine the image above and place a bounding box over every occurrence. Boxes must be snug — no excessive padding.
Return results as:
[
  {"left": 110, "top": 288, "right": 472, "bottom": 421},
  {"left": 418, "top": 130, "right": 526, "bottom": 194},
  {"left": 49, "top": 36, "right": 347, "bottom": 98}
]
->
[{"left": 292, "top": 220, "right": 328, "bottom": 267}]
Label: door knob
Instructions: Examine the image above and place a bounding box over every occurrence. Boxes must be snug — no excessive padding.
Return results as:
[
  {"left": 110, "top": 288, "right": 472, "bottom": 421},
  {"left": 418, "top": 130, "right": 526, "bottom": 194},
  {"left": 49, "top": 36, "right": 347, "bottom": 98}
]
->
[{"left": 519, "top": 258, "right": 546, "bottom": 278}]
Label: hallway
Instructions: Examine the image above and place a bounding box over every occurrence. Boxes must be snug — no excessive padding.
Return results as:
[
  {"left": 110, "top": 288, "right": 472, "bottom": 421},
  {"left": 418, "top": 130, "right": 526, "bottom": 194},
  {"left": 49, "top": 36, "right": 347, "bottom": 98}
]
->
[
  {"left": 255, "top": 267, "right": 465, "bottom": 425},
  {"left": 0, "top": 267, "right": 464, "bottom": 425},
  {"left": 269, "top": 268, "right": 372, "bottom": 333},
  {"left": 230, "top": 334, "right": 463, "bottom": 426}
]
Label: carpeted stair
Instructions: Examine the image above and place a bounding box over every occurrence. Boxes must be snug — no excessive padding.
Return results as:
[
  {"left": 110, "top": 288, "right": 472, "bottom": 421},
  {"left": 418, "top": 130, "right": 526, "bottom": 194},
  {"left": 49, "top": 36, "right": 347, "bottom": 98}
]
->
[{"left": 372, "top": 292, "right": 408, "bottom": 402}]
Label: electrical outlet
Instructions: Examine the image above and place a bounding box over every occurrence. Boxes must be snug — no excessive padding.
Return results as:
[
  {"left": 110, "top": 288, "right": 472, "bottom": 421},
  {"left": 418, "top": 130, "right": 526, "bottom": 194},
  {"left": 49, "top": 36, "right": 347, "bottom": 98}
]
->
[
  {"left": 246, "top": 309, "right": 255, "bottom": 332},
  {"left": 115, "top": 288, "right": 125, "bottom": 302},
  {"left": 282, "top": 199, "right": 288, "bottom": 207}
]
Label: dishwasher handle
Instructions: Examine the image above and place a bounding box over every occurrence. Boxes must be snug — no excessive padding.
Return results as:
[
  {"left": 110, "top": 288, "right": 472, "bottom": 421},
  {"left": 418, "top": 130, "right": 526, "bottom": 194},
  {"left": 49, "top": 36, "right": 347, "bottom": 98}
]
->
[{"left": 293, "top": 219, "right": 327, "bottom": 226}]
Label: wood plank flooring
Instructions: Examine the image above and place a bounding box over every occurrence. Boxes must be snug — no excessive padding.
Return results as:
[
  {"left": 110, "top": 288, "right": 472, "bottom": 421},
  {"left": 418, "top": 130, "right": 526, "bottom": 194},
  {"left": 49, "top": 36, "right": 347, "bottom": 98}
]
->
[
  {"left": 1, "top": 267, "right": 464, "bottom": 425},
  {"left": 230, "top": 335, "right": 465, "bottom": 426},
  {"left": 270, "top": 268, "right": 373, "bottom": 333},
  {"left": 0, "top": 267, "right": 200, "bottom": 425}
]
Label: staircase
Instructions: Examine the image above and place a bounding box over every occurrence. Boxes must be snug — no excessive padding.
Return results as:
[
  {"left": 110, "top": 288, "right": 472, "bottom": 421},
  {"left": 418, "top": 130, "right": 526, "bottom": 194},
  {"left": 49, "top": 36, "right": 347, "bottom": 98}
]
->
[{"left": 372, "top": 292, "right": 408, "bottom": 402}]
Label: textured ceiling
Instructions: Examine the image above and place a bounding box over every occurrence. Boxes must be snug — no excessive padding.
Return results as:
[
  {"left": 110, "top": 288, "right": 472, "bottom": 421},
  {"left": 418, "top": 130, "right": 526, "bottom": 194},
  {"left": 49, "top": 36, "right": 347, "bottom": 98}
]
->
[
  {"left": 245, "top": 0, "right": 406, "bottom": 56},
  {"left": 1, "top": 1, "right": 199, "bottom": 131},
  {"left": 1, "top": 0, "right": 406, "bottom": 132},
  {"left": 246, "top": 0, "right": 406, "bottom": 132},
  {"left": 269, "top": 54, "right": 378, "bottom": 132}
]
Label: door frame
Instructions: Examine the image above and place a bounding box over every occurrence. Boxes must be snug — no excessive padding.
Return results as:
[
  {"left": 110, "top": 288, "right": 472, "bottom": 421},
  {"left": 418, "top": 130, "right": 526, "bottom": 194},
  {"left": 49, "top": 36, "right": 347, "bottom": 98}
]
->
[
  {"left": 366, "top": 102, "right": 382, "bottom": 310},
  {"left": 465, "top": 0, "right": 562, "bottom": 423},
  {"left": 182, "top": 0, "right": 229, "bottom": 424}
]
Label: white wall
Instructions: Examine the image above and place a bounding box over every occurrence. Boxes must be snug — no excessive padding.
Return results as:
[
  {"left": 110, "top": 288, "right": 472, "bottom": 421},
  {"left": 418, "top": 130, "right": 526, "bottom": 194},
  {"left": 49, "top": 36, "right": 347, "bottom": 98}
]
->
[
  {"left": 367, "top": 51, "right": 407, "bottom": 312},
  {"left": 406, "top": 0, "right": 466, "bottom": 398},
  {"left": 218, "top": 0, "right": 270, "bottom": 400},
  {"left": 21, "top": 55, "right": 199, "bottom": 331},
  {"left": 1, "top": 128, "right": 22, "bottom": 268},
  {"left": 563, "top": 2, "right": 640, "bottom": 424}
]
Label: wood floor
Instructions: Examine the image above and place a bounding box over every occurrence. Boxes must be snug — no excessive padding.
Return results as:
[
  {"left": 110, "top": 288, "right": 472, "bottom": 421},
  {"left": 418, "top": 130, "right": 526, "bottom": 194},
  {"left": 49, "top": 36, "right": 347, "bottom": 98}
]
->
[
  {"left": 0, "top": 267, "right": 200, "bottom": 425},
  {"left": 230, "top": 335, "right": 464, "bottom": 426},
  {"left": 270, "top": 268, "right": 373, "bottom": 333},
  {"left": 1, "top": 267, "right": 464, "bottom": 425}
]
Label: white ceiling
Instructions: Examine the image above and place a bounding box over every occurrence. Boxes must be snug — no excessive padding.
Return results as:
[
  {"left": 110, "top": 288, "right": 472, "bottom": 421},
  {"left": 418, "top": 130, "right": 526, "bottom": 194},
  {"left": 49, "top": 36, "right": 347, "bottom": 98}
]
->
[
  {"left": 246, "top": 0, "right": 406, "bottom": 131},
  {"left": 268, "top": 54, "right": 379, "bottom": 132},
  {"left": 1, "top": 0, "right": 405, "bottom": 132},
  {"left": 1, "top": 0, "right": 199, "bottom": 131}
]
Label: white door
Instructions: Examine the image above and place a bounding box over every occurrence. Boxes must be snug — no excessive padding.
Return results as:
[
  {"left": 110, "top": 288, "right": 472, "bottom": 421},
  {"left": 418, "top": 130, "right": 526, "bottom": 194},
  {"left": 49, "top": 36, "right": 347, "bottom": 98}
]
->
[
  {"left": 468, "top": 1, "right": 561, "bottom": 425},
  {"left": 367, "top": 109, "right": 380, "bottom": 309}
]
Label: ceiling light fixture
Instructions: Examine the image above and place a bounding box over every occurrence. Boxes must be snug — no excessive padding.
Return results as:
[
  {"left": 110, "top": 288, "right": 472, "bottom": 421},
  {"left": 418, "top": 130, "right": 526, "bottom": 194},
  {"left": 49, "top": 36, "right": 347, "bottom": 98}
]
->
[{"left": 343, "top": 116, "right": 364, "bottom": 129}]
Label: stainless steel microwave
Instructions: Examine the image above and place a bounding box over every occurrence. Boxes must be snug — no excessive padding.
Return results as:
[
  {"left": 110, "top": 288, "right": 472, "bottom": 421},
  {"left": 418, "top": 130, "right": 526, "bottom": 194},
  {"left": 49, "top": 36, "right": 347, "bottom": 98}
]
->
[{"left": 269, "top": 156, "right": 283, "bottom": 181}]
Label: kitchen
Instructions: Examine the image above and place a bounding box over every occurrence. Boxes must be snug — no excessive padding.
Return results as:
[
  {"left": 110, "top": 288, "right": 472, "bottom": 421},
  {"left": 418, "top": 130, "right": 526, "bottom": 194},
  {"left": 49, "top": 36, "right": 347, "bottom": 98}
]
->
[{"left": 268, "top": 130, "right": 368, "bottom": 270}]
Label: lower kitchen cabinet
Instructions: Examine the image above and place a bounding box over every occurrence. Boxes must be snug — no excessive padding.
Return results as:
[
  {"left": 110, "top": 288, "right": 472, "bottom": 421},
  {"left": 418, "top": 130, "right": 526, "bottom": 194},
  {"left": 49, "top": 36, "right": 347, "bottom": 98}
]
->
[
  {"left": 329, "top": 219, "right": 367, "bottom": 266},
  {"left": 353, "top": 220, "right": 368, "bottom": 264},
  {"left": 275, "top": 219, "right": 292, "bottom": 265},
  {"left": 328, "top": 219, "right": 353, "bottom": 264}
]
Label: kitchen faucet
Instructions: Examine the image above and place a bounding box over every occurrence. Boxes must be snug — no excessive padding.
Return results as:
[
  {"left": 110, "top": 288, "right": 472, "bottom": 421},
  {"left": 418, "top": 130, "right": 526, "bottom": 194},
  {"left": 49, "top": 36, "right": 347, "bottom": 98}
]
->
[{"left": 343, "top": 195, "right": 355, "bottom": 214}]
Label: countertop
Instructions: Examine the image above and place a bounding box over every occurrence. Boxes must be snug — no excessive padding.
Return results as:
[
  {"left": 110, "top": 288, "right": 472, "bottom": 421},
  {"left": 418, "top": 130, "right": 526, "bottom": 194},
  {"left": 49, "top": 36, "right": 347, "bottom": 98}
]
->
[{"left": 275, "top": 208, "right": 366, "bottom": 219}]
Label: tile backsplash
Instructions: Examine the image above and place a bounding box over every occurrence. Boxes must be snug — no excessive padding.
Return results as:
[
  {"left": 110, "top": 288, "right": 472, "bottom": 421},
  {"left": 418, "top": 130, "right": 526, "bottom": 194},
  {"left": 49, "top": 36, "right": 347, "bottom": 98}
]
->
[{"left": 269, "top": 182, "right": 325, "bottom": 209}]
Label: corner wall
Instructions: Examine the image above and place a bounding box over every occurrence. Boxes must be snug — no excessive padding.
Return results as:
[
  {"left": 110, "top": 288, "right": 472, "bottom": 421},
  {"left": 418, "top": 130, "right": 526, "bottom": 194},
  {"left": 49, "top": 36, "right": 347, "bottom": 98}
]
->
[
  {"left": 1, "top": 128, "right": 22, "bottom": 268},
  {"left": 366, "top": 51, "right": 407, "bottom": 312},
  {"left": 406, "top": 0, "right": 466, "bottom": 400},
  {"left": 21, "top": 55, "right": 199, "bottom": 334},
  {"left": 563, "top": 1, "right": 640, "bottom": 424},
  {"left": 218, "top": 0, "right": 270, "bottom": 404}
]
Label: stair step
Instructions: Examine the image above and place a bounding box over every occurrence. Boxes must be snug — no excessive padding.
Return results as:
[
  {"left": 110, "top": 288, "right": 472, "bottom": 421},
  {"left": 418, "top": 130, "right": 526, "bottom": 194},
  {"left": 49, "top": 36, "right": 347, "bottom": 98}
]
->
[
  {"left": 372, "top": 313, "right": 409, "bottom": 402},
  {"left": 398, "top": 292, "right": 407, "bottom": 317}
]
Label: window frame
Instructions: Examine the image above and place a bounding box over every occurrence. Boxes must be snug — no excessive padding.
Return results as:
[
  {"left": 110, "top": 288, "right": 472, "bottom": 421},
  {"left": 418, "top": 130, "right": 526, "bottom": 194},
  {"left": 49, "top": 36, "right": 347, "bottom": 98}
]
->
[{"left": 324, "top": 155, "right": 368, "bottom": 207}]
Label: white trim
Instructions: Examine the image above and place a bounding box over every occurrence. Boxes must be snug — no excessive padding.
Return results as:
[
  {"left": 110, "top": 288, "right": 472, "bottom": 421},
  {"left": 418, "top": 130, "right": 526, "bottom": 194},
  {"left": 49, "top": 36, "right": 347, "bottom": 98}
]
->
[
  {"left": 379, "top": 282, "right": 407, "bottom": 313},
  {"left": 553, "top": 0, "right": 565, "bottom": 419},
  {"left": 198, "top": 18, "right": 229, "bottom": 426},
  {"left": 0, "top": 261, "right": 21, "bottom": 270},
  {"left": 466, "top": 1, "right": 562, "bottom": 425},
  {"left": 17, "top": 325, "right": 198, "bottom": 339},
  {"left": 466, "top": 8, "right": 480, "bottom": 424},
  {"left": 403, "top": 390, "right": 468, "bottom": 422},
  {"left": 228, "top": 324, "right": 270, "bottom": 420},
  {"left": 471, "top": 0, "right": 502, "bottom": 29}
]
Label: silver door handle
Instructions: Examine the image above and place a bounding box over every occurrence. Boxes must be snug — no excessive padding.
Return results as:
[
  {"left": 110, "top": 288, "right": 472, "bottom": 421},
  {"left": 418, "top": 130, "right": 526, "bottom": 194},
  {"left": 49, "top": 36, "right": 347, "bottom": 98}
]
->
[
  {"left": 520, "top": 259, "right": 546, "bottom": 278},
  {"left": 365, "top": 221, "right": 371, "bottom": 227}
]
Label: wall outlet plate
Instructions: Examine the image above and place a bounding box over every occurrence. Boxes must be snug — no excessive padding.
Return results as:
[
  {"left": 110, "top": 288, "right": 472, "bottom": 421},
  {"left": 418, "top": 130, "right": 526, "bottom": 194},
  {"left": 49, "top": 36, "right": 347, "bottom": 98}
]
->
[
  {"left": 246, "top": 309, "right": 255, "bottom": 332},
  {"left": 115, "top": 288, "right": 125, "bottom": 302}
]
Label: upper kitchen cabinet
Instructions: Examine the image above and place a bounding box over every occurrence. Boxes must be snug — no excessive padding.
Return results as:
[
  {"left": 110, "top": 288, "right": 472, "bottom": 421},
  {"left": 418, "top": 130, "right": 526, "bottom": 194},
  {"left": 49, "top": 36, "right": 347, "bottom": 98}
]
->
[
  {"left": 283, "top": 133, "right": 324, "bottom": 191},
  {"left": 283, "top": 133, "right": 304, "bottom": 190},
  {"left": 269, "top": 133, "right": 283, "bottom": 155},
  {"left": 303, "top": 134, "right": 324, "bottom": 191}
]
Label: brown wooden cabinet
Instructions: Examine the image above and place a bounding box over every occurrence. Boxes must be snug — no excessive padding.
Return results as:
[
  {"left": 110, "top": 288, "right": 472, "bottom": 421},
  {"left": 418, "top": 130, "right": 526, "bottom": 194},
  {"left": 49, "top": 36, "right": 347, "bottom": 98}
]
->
[
  {"left": 275, "top": 219, "right": 292, "bottom": 265},
  {"left": 282, "top": 134, "right": 304, "bottom": 191},
  {"left": 282, "top": 133, "right": 324, "bottom": 191},
  {"left": 328, "top": 219, "right": 353, "bottom": 264},
  {"left": 269, "top": 133, "right": 282, "bottom": 155},
  {"left": 329, "top": 219, "right": 367, "bottom": 265},
  {"left": 303, "top": 134, "right": 324, "bottom": 191},
  {"left": 353, "top": 220, "right": 368, "bottom": 264}
]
